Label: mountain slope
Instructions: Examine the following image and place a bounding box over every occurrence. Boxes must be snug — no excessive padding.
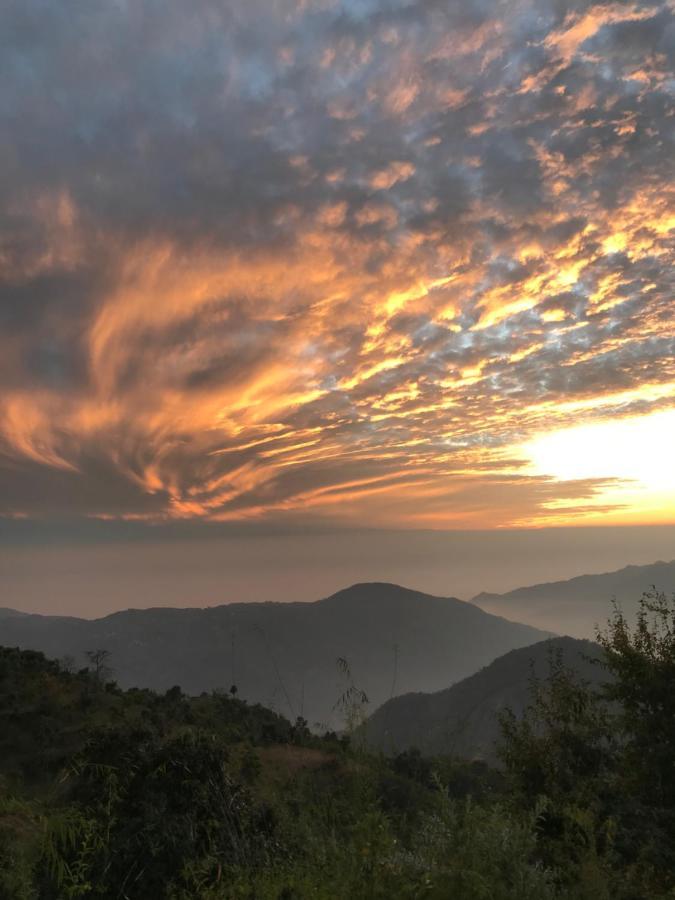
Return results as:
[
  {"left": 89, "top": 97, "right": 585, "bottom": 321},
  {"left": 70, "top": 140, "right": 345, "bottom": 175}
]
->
[
  {"left": 0, "top": 582, "right": 547, "bottom": 727},
  {"left": 361, "top": 637, "right": 605, "bottom": 761},
  {"left": 472, "top": 560, "right": 675, "bottom": 638}
]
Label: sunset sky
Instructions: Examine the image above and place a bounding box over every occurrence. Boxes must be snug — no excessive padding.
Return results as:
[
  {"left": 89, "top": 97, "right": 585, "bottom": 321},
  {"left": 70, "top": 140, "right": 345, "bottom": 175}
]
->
[{"left": 1, "top": 0, "right": 674, "bottom": 612}]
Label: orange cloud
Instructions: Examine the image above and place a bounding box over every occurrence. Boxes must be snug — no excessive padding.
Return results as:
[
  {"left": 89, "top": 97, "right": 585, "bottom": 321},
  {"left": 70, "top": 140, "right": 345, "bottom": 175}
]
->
[{"left": 0, "top": 0, "right": 673, "bottom": 530}]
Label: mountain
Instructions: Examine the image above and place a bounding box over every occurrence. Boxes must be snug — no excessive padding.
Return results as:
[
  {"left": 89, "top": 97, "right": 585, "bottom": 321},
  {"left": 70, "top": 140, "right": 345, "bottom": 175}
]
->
[
  {"left": 472, "top": 560, "right": 675, "bottom": 638},
  {"left": 361, "top": 637, "right": 605, "bottom": 761},
  {"left": 0, "top": 582, "right": 547, "bottom": 728}
]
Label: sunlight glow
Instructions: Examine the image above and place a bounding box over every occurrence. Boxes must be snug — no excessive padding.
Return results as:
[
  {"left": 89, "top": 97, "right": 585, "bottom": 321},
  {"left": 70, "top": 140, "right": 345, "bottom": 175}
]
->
[
  {"left": 524, "top": 408, "right": 675, "bottom": 492},
  {"left": 523, "top": 409, "right": 675, "bottom": 502},
  {"left": 511, "top": 407, "right": 675, "bottom": 526}
]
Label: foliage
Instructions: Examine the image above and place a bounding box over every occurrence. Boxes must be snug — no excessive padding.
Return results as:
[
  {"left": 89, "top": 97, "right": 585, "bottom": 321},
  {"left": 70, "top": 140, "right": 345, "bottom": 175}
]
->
[
  {"left": 598, "top": 589, "right": 675, "bottom": 871},
  {"left": 0, "top": 789, "right": 40, "bottom": 900},
  {"left": 39, "top": 730, "right": 279, "bottom": 898},
  {"left": 2, "top": 590, "right": 674, "bottom": 898},
  {"left": 333, "top": 657, "right": 369, "bottom": 736},
  {"left": 498, "top": 589, "right": 675, "bottom": 898}
]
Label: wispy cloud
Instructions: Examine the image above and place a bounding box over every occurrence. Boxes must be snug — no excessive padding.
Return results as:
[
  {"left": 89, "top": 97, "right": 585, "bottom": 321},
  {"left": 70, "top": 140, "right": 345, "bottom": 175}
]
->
[{"left": 0, "top": 0, "right": 673, "bottom": 527}]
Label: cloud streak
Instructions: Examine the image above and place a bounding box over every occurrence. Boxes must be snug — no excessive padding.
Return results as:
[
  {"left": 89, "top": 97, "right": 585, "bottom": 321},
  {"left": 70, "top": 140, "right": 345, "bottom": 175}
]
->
[{"left": 0, "top": 0, "right": 673, "bottom": 527}]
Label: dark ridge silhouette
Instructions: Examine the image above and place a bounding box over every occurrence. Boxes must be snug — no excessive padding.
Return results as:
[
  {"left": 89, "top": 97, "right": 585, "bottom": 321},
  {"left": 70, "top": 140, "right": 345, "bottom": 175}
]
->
[
  {"left": 361, "top": 637, "right": 605, "bottom": 761},
  {"left": 0, "top": 582, "right": 547, "bottom": 727},
  {"left": 472, "top": 560, "right": 675, "bottom": 637}
]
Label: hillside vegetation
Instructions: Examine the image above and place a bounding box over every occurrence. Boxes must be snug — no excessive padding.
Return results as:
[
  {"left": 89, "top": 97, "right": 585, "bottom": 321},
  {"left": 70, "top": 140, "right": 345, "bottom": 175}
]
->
[{"left": 1, "top": 588, "right": 675, "bottom": 898}]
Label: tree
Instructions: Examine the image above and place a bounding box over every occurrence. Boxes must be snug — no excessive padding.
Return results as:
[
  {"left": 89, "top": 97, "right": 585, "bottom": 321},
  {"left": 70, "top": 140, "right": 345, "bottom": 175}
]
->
[
  {"left": 499, "top": 589, "right": 675, "bottom": 896},
  {"left": 597, "top": 589, "right": 675, "bottom": 878},
  {"left": 498, "top": 646, "right": 614, "bottom": 808},
  {"left": 84, "top": 649, "right": 112, "bottom": 687}
]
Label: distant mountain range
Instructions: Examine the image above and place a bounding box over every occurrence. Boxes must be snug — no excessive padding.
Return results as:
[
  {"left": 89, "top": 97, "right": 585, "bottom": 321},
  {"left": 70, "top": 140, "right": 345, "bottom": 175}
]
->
[
  {"left": 472, "top": 560, "right": 675, "bottom": 638},
  {"left": 2, "top": 560, "right": 668, "bottom": 732},
  {"left": 0, "top": 583, "right": 546, "bottom": 728},
  {"left": 0, "top": 608, "right": 29, "bottom": 618},
  {"left": 361, "top": 637, "right": 606, "bottom": 761}
]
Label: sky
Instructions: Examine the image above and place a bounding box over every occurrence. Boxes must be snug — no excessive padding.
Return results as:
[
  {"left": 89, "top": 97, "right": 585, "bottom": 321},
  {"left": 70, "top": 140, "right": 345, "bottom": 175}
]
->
[
  {"left": 3, "top": 521, "right": 675, "bottom": 617},
  {"left": 0, "top": 0, "right": 674, "bottom": 613}
]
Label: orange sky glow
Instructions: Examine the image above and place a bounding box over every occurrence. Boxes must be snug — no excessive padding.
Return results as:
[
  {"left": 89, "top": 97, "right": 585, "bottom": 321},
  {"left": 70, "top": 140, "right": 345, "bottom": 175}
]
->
[{"left": 0, "top": 0, "right": 673, "bottom": 531}]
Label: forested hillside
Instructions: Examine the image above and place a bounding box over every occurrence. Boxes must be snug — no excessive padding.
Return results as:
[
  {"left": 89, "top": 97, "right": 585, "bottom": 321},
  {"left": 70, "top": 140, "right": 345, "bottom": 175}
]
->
[
  {"left": 2, "top": 588, "right": 675, "bottom": 898},
  {"left": 0, "top": 583, "right": 547, "bottom": 728}
]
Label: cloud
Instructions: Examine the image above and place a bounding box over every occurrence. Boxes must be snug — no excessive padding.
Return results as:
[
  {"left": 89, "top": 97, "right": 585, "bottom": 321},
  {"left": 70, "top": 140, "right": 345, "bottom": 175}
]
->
[{"left": 0, "top": 0, "right": 673, "bottom": 528}]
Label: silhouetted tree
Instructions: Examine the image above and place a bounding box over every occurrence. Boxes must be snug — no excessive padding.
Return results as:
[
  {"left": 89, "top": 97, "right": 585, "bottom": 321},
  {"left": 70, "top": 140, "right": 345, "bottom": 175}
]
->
[
  {"left": 500, "top": 588, "right": 675, "bottom": 895},
  {"left": 84, "top": 649, "right": 112, "bottom": 686}
]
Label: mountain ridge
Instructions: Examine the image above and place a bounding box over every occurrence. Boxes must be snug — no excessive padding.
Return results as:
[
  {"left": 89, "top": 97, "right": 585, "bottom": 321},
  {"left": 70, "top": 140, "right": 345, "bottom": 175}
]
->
[
  {"left": 0, "top": 582, "right": 466, "bottom": 622},
  {"left": 362, "top": 636, "right": 606, "bottom": 761},
  {"left": 0, "top": 582, "right": 547, "bottom": 728},
  {"left": 471, "top": 559, "right": 675, "bottom": 637}
]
